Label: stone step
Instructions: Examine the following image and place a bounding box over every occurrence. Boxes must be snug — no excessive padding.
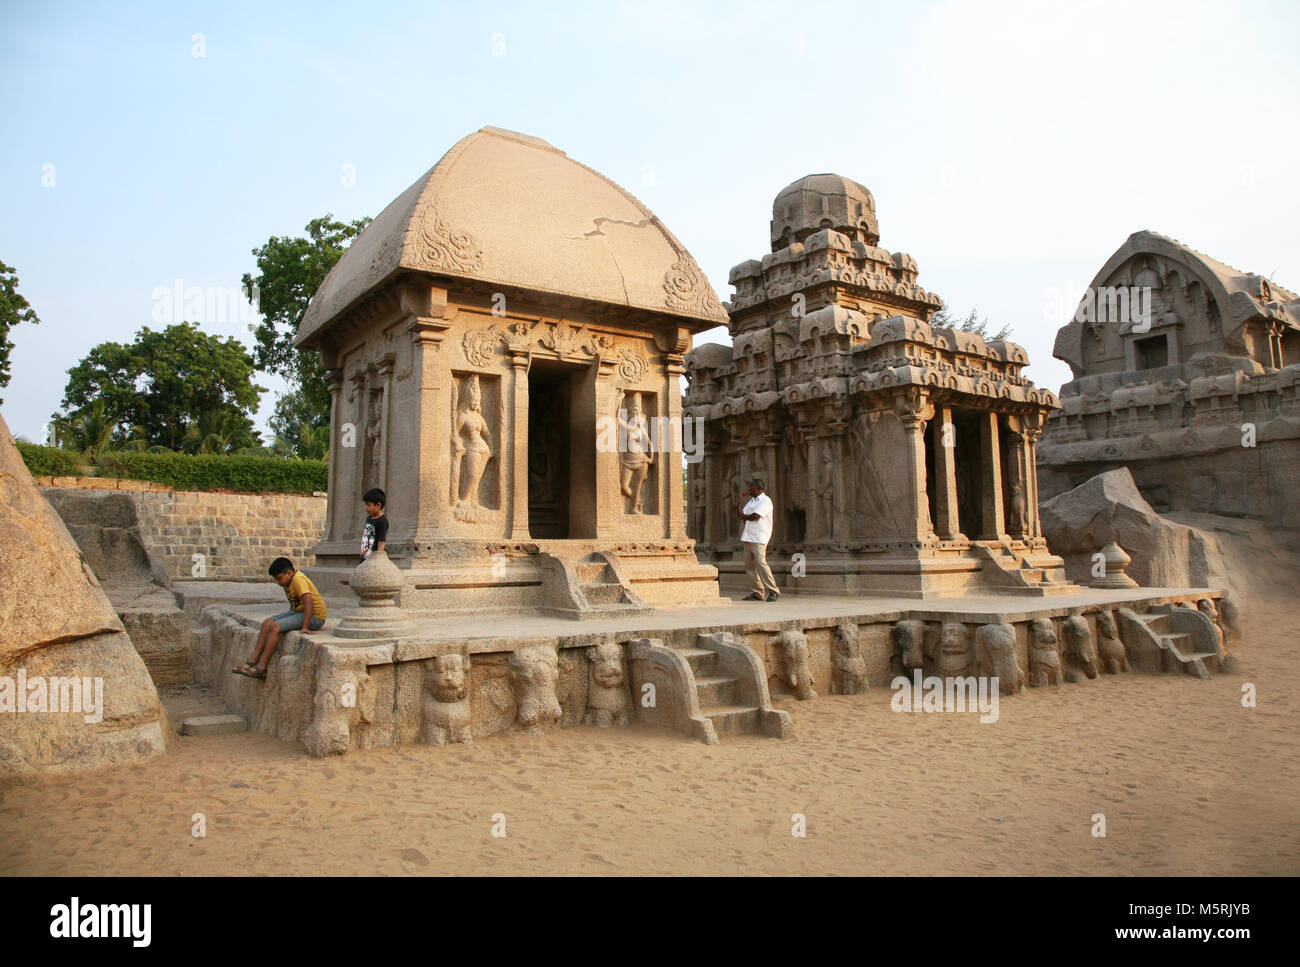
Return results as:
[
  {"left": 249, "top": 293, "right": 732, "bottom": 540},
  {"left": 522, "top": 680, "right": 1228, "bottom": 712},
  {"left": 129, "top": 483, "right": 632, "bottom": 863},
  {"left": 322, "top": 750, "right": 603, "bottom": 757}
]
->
[
  {"left": 1019, "top": 568, "right": 1044, "bottom": 583},
  {"left": 181, "top": 713, "right": 247, "bottom": 736},
  {"left": 575, "top": 563, "right": 608, "bottom": 583},
  {"left": 1138, "top": 612, "right": 1172, "bottom": 632},
  {"left": 676, "top": 647, "right": 718, "bottom": 678},
  {"left": 581, "top": 583, "right": 625, "bottom": 606},
  {"left": 702, "top": 704, "right": 759, "bottom": 734},
  {"left": 694, "top": 675, "right": 737, "bottom": 707}
]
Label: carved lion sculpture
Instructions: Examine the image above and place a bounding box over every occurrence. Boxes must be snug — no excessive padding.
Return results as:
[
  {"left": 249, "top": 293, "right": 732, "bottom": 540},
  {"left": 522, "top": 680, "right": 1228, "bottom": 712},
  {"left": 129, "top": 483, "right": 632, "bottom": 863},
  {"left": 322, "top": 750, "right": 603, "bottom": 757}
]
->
[
  {"left": 421, "top": 653, "right": 472, "bottom": 746},
  {"left": 1096, "top": 609, "right": 1129, "bottom": 674},
  {"left": 1061, "top": 613, "right": 1099, "bottom": 683},
  {"left": 583, "top": 641, "right": 630, "bottom": 727},
  {"left": 508, "top": 645, "right": 562, "bottom": 735},
  {"left": 1027, "top": 618, "right": 1062, "bottom": 687},
  {"left": 830, "top": 619, "right": 868, "bottom": 695},
  {"left": 775, "top": 629, "right": 816, "bottom": 700},
  {"left": 974, "top": 622, "right": 1025, "bottom": 696}
]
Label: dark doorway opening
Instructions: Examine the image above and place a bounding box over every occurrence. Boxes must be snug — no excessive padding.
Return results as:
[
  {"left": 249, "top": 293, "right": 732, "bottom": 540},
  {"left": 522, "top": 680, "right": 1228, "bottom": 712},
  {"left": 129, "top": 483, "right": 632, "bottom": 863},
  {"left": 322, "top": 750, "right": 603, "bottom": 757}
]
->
[
  {"left": 528, "top": 362, "right": 572, "bottom": 539},
  {"left": 951, "top": 409, "right": 983, "bottom": 539}
]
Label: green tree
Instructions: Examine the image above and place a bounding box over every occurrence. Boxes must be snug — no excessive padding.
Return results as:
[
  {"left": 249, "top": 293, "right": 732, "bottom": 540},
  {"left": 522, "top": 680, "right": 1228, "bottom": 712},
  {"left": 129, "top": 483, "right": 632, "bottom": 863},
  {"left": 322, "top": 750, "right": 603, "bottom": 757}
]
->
[
  {"left": 0, "top": 260, "right": 41, "bottom": 405},
  {"left": 56, "top": 322, "right": 265, "bottom": 450},
  {"left": 929, "top": 305, "right": 1012, "bottom": 342},
  {"left": 242, "top": 214, "right": 371, "bottom": 455}
]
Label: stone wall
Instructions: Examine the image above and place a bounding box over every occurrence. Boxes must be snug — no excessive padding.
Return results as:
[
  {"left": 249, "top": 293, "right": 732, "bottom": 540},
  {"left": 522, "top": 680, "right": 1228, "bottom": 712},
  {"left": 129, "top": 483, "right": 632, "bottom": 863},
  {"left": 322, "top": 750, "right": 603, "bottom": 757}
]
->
[{"left": 36, "top": 477, "right": 327, "bottom": 582}]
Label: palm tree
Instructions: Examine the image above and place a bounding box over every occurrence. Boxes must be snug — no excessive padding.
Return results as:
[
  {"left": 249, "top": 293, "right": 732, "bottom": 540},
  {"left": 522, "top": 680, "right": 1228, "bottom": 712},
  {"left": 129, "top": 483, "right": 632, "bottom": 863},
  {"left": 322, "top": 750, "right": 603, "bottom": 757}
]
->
[
  {"left": 182, "top": 408, "right": 259, "bottom": 455},
  {"left": 50, "top": 401, "right": 118, "bottom": 460}
]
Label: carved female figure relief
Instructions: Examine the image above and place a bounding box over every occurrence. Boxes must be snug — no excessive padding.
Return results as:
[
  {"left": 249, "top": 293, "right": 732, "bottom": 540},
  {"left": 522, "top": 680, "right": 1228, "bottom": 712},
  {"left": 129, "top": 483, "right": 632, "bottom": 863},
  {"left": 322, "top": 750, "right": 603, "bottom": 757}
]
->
[
  {"left": 451, "top": 375, "right": 493, "bottom": 522},
  {"left": 617, "top": 391, "right": 654, "bottom": 514}
]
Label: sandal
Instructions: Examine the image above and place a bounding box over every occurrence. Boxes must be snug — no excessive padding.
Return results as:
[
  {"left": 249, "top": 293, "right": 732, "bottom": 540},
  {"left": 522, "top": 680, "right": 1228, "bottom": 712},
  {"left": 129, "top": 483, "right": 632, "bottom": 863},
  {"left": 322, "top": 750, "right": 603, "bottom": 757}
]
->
[
  {"left": 231, "top": 662, "right": 257, "bottom": 675},
  {"left": 233, "top": 665, "right": 267, "bottom": 680}
]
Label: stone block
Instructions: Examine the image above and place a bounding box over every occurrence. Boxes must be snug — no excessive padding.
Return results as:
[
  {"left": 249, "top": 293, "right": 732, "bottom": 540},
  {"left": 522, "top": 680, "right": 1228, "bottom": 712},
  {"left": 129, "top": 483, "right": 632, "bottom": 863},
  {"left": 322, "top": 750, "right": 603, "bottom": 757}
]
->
[{"left": 181, "top": 714, "right": 247, "bottom": 736}]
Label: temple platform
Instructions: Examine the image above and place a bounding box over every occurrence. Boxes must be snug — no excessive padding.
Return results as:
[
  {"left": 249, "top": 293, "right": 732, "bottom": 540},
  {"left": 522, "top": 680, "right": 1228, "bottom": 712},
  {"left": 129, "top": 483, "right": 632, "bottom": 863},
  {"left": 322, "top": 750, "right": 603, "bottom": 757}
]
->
[{"left": 181, "top": 581, "right": 1233, "bottom": 756}]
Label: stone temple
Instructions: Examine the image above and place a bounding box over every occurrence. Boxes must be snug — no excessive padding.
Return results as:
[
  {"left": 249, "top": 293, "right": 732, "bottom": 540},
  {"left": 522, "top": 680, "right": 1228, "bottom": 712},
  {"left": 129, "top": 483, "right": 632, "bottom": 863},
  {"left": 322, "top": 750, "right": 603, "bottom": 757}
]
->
[
  {"left": 296, "top": 126, "right": 727, "bottom": 616},
  {"left": 1039, "top": 231, "right": 1300, "bottom": 525},
  {"left": 685, "top": 174, "right": 1072, "bottom": 597}
]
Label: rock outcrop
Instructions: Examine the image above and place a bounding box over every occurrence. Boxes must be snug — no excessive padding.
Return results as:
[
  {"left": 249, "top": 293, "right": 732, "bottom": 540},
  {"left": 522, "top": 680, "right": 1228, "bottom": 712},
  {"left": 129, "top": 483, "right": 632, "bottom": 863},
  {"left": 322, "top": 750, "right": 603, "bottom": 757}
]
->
[{"left": 0, "top": 416, "right": 170, "bottom": 777}]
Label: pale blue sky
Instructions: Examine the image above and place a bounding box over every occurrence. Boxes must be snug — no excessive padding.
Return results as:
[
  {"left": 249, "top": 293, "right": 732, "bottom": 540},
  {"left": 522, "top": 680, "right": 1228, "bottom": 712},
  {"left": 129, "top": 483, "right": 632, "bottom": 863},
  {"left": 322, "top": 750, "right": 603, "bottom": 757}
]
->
[{"left": 3, "top": 0, "right": 1298, "bottom": 441}]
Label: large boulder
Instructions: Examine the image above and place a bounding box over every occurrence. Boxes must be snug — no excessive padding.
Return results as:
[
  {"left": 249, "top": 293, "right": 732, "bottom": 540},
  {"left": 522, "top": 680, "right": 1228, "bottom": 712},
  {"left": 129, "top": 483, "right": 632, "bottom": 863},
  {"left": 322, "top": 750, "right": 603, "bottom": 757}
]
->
[
  {"left": 1040, "top": 468, "right": 1230, "bottom": 590},
  {"left": 0, "top": 415, "right": 170, "bottom": 777}
]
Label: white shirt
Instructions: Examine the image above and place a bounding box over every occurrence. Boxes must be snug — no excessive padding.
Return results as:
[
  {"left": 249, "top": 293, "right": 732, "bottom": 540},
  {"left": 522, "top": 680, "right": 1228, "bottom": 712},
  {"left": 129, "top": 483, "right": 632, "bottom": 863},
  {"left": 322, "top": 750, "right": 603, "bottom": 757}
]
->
[{"left": 741, "top": 492, "right": 773, "bottom": 544}]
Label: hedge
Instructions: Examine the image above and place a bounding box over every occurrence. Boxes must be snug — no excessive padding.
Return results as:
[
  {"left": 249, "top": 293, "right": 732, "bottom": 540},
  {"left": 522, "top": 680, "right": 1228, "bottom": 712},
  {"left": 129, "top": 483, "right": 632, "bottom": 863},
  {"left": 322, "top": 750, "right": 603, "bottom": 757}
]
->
[
  {"left": 15, "top": 442, "right": 84, "bottom": 477},
  {"left": 92, "top": 451, "right": 328, "bottom": 494}
]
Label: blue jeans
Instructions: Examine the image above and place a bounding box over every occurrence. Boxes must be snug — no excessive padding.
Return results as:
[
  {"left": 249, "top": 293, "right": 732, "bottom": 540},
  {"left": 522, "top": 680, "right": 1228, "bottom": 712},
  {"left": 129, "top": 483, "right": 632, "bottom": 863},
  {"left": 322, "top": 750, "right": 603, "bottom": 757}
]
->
[{"left": 271, "top": 610, "right": 325, "bottom": 633}]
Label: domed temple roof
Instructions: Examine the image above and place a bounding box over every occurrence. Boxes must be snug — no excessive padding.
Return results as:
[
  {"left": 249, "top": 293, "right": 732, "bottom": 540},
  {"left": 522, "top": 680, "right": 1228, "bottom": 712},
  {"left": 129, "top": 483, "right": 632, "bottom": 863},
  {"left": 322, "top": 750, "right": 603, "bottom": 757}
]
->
[
  {"left": 297, "top": 126, "right": 727, "bottom": 347},
  {"left": 770, "top": 173, "right": 879, "bottom": 250}
]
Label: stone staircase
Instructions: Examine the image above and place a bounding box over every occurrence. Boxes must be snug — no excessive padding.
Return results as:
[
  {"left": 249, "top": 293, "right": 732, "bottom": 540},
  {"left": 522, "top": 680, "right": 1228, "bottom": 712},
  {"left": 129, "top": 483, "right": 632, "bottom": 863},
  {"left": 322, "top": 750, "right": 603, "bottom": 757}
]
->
[
  {"left": 540, "top": 551, "right": 655, "bottom": 619},
  {"left": 1115, "top": 605, "right": 1224, "bottom": 679},
  {"left": 676, "top": 642, "right": 764, "bottom": 737},
  {"left": 976, "top": 544, "right": 1078, "bottom": 596},
  {"left": 628, "top": 632, "right": 792, "bottom": 743}
]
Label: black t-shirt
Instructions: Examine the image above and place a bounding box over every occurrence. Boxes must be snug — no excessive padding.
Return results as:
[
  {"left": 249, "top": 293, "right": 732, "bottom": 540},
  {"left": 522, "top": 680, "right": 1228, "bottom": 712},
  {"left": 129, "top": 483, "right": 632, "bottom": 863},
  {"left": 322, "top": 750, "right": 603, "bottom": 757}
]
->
[{"left": 360, "top": 514, "right": 389, "bottom": 560}]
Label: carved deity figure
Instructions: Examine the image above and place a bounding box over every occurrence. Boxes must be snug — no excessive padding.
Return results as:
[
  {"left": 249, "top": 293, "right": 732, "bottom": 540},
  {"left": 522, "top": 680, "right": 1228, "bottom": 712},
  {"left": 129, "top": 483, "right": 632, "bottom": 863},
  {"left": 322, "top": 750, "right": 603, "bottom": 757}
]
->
[
  {"left": 830, "top": 619, "right": 868, "bottom": 695},
  {"left": 1197, "top": 598, "right": 1226, "bottom": 652},
  {"left": 583, "top": 642, "right": 630, "bottom": 727},
  {"left": 508, "top": 645, "right": 562, "bottom": 735},
  {"left": 1027, "top": 618, "right": 1063, "bottom": 687},
  {"left": 452, "top": 375, "right": 493, "bottom": 522},
  {"left": 1096, "top": 609, "right": 1129, "bottom": 674},
  {"left": 775, "top": 629, "right": 816, "bottom": 700},
  {"left": 618, "top": 391, "right": 655, "bottom": 514},
  {"left": 421, "top": 653, "right": 472, "bottom": 745},
  {"left": 814, "top": 444, "right": 835, "bottom": 536}
]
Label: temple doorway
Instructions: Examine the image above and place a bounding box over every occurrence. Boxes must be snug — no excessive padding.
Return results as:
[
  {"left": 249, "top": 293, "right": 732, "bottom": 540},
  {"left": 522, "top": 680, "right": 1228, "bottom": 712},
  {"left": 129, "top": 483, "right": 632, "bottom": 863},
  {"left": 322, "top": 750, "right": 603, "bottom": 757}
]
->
[{"left": 527, "top": 360, "right": 595, "bottom": 539}]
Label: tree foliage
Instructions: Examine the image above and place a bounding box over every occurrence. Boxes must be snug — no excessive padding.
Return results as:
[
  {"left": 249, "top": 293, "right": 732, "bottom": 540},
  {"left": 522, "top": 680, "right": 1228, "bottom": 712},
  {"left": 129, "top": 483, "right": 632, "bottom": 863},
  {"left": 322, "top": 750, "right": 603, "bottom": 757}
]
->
[
  {"left": 0, "top": 260, "right": 41, "bottom": 405},
  {"left": 56, "top": 322, "right": 264, "bottom": 451},
  {"left": 241, "top": 214, "right": 371, "bottom": 455},
  {"left": 929, "top": 305, "right": 1012, "bottom": 342}
]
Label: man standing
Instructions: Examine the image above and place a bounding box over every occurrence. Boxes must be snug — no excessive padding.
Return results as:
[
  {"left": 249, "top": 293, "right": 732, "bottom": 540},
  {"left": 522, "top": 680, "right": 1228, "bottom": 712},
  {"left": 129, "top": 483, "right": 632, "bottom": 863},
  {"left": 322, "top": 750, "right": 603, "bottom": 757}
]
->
[{"left": 736, "top": 478, "right": 779, "bottom": 602}]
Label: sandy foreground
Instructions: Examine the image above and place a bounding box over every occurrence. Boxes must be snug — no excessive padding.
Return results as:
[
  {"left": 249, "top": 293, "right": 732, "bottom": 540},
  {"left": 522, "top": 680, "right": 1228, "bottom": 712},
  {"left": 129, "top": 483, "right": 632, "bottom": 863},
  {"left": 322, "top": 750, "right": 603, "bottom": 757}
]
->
[{"left": 1, "top": 591, "right": 1296, "bottom": 876}]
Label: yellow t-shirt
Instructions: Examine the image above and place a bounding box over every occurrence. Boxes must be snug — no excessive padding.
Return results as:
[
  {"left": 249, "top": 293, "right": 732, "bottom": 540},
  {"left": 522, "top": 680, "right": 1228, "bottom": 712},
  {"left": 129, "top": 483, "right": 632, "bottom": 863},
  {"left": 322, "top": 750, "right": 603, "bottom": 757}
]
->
[{"left": 284, "top": 571, "right": 327, "bottom": 620}]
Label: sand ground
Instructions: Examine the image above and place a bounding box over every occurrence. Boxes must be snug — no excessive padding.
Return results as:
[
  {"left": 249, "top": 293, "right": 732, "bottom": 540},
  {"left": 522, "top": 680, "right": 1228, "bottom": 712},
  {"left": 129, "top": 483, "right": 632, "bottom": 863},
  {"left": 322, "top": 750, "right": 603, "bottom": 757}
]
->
[{"left": 1, "top": 590, "right": 1296, "bottom": 876}]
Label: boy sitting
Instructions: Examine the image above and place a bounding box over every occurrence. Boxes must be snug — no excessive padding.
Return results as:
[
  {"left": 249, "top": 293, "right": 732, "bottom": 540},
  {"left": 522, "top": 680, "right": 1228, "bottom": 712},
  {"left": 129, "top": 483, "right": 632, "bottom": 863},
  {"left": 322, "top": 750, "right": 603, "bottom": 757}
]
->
[{"left": 233, "top": 557, "right": 328, "bottom": 679}]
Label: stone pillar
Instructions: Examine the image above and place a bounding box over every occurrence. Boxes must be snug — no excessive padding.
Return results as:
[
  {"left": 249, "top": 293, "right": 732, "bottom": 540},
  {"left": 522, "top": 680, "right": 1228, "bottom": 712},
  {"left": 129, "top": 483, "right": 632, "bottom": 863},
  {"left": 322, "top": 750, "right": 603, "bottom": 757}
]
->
[
  {"left": 324, "top": 369, "right": 343, "bottom": 543},
  {"left": 664, "top": 353, "right": 688, "bottom": 541},
  {"left": 828, "top": 403, "right": 851, "bottom": 541},
  {"left": 895, "top": 389, "right": 935, "bottom": 541},
  {"left": 506, "top": 349, "right": 531, "bottom": 540},
  {"left": 761, "top": 415, "right": 782, "bottom": 544},
  {"left": 409, "top": 317, "right": 452, "bottom": 544},
  {"left": 932, "top": 405, "right": 962, "bottom": 540},
  {"left": 978, "top": 411, "right": 1006, "bottom": 541},
  {"left": 703, "top": 435, "right": 722, "bottom": 550},
  {"left": 1024, "top": 416, "right": 1044, "bottom": 540}
]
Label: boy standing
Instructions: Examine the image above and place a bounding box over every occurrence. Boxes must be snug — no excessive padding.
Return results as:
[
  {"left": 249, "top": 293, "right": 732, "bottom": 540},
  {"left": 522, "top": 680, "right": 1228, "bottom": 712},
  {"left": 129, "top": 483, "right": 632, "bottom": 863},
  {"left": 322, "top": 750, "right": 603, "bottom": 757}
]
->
[
  {"left": 360, "top": 487, "right": 389, "bottom": 562},
  {"left": 233, "top": 557, "right": 328, "bottom": 679}
]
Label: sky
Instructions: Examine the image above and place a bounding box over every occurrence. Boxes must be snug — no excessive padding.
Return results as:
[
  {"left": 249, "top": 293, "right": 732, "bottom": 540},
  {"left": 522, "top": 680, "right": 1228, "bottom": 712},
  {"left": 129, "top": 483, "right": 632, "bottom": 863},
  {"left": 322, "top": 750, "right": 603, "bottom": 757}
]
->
[{"left": 3, "top": 0, "right": 1298, "bottom": 443}]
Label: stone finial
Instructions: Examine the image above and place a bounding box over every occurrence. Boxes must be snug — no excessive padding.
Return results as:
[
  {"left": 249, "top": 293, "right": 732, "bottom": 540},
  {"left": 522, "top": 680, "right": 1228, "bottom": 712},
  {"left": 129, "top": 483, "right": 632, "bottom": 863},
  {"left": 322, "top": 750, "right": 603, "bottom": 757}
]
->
[
  {"left": 1091, "top": 541, "right": 1140, "bottom": 589},
  {"left": 334, "top": 550, "right": 414, "bottom": 640}
]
